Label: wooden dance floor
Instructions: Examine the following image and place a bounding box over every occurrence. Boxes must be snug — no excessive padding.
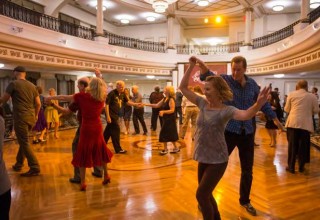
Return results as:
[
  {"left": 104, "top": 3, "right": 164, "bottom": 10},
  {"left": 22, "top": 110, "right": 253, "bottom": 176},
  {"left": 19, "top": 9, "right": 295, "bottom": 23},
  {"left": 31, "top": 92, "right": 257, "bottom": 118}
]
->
[{"left": 3, "top": 120, "right": 320, "bottom": 220}]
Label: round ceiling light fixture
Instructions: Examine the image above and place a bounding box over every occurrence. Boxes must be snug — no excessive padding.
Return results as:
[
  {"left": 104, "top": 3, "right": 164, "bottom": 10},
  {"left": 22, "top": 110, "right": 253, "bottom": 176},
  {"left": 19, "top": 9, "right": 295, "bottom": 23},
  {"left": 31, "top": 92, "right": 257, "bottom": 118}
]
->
[
  {"left": 146, "top": 16, "right": 156, "bottom": 22},
  {"left": 197, "top": 0, "right": 209, "bottom": 7},
  {"left": 0, "top": 63, "right": 4, "bottom": 68},
  {"left": 120, "top": 19, "right": 130, "bottom": 24},
  {"left": 272, "top": 5, "right": 284, "bottom": 12}
]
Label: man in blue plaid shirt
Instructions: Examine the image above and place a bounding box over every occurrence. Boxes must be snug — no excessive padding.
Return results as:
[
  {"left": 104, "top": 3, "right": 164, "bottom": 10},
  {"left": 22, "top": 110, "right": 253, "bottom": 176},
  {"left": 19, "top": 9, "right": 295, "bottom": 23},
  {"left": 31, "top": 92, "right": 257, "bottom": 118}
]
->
[{"left": 198, "top": 56, "right": 282, "bottom": 216}]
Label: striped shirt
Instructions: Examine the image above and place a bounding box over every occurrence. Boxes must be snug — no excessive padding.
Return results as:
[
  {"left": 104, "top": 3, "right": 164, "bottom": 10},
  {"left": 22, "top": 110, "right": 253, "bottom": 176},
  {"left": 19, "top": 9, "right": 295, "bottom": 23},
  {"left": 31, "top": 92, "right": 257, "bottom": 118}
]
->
[{"left": 200, "top": 71, "right": 276, "bottom": 135}]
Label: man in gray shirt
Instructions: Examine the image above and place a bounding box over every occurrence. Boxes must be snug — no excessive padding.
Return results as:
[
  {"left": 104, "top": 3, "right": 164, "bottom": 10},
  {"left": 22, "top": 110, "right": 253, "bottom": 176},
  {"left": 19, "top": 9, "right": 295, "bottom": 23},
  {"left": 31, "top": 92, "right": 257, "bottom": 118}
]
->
[
  {"left": 131, "top": 85, "right": 148, "bottom": 135},
  {"left": 0, "top": 66, "right": 41, "bottom": 177}
]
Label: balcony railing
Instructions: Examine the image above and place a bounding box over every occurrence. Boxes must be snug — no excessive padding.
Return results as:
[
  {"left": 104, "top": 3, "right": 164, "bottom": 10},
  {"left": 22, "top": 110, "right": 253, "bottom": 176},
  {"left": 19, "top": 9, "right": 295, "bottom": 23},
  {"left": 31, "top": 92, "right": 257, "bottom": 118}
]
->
[
  {"left": 0, "top": 0, "right": 95, "bottom": 40},
  {"left": 252, "top": 20, "right": 300, "bottom": 49},
  {"left": 176, "top": 41, "right": 243, "bottom": 55},
  {"left": 0, "top": 0, "right": 319, "bottom": 53},
  {"left": 309, "top": 6, "right": 320, "bottom": 24},
  {"left": 104, "top": 32, "right": 167, "bottom": 53}
]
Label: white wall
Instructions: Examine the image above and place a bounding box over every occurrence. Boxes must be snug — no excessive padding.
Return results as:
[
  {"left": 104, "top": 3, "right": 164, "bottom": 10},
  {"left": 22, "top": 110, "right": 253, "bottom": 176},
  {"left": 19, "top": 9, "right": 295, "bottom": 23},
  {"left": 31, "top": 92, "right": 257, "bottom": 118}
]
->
[
  {"left": 253, "top": 14, "right": 300, "bottom": 38},
  {"left": 60, "top": 4, "right": 117, "bottom": 33},
  {"left": 115, "top": 21, "right": 182, "bottom": 44}
]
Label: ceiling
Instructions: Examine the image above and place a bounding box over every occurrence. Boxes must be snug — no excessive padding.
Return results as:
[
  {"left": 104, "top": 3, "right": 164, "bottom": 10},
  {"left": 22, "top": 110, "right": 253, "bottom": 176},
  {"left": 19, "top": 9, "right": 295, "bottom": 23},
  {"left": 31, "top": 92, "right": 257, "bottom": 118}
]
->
[{"left": 67, "top": 0, "right": 303, "bottom": 27}]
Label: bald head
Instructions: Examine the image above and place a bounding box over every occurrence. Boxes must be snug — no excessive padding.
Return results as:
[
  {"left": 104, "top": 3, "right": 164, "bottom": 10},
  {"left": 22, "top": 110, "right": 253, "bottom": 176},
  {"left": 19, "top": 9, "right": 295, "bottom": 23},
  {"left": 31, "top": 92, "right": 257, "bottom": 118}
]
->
[{"left": 296, "top": 80, "right": 308, "bottom": 91}]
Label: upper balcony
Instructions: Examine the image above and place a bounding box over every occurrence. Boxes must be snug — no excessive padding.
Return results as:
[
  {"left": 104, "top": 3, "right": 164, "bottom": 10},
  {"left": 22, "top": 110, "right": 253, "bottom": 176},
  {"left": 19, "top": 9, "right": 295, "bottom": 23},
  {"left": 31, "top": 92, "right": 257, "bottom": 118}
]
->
[{"left": 0, "top": 0, "right": 319, "bottom": 76}]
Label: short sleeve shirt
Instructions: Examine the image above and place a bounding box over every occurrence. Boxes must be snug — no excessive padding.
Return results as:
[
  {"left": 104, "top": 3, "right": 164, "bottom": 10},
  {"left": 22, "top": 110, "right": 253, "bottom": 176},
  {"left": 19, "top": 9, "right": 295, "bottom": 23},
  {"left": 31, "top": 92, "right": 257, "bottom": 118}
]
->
[
  {"left": 106, "top": 89, "right": 128, "bottom": 121},
  {"left": 193, "top": 96, "right": 237, "bottom": 164},
  {"left": 5, "top": 79, "right": 38, "bottom": 121}
]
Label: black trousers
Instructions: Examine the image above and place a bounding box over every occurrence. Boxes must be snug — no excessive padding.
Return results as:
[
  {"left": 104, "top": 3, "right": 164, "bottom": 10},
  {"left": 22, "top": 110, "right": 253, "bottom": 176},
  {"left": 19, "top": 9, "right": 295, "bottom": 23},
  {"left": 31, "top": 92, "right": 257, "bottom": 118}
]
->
[
  {"left": 103, "top": 119, "right": 122, "bottom": 153},
  {"left": 0, "top": 189, "right": 11, "bottom": 220},
  {"left": 151, "top": 108, "right": 162, "bottom": 131},
  {"left": 132, "top": 108, "right": 147, "bottom": 134},
  {"left": 175, "top": 106, "right": 183, "bottom": 125},
  {"left": 286, "top": 128, "right": 310, "bottom": 171},
  {"left": 197, "top": 162, "right": 227, "bottom": 220},
  {"left": 225, "top": 131, "right": 254, "bottom": 205}
]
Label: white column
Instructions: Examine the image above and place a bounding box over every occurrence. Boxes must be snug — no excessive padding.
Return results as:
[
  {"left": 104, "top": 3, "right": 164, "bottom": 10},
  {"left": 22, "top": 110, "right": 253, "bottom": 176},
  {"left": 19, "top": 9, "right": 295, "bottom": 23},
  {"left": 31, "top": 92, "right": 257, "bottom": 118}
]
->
[
  {"left": 167, "top": 14, "right": 175, "bottom": 49},
  {"left": 244, "top": 7, "right": 253, "bottom": 46},
  {"left": 172, "top": 70, "right": 178, "bottom": 89},
  {"left": 96, "top": 0, "right": 104, "bottom": 36},
  {"left": 301, "top": 0, "right": 310, "bottom": 22}
]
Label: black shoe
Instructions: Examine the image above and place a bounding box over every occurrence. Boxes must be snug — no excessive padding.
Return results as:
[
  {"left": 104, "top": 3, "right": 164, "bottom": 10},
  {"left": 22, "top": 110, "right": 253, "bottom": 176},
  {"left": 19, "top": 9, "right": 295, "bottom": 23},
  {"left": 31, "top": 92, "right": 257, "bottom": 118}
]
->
[
  {"left": 143, "top": 132, "right": 148, "bottom": 135},
  {"left": 299, "top": 167, "right": 305, "bottom": 173},
  {"left": 117, "top": 149, "right": 127, "bottom": 154},
  {"left": 32, "top": 140, "right": 39, "bottom": 144},
  {"left": 286, "top": 167, "right": 295, "bottom": 174},
  {"left": 92, "top": 172, "right": 102, "bottom": 178},
  {"left": 69, "top": 178, "right": 81, "bottom": 184},
  {"left": 12, "top": 165, "right": 22, "bottom": 172},
  {"left": 241, "top": 203, "right": 257, "bottom": 216},
  {"left": 20, "top": 169, "right": 40, "bottom": 177}
]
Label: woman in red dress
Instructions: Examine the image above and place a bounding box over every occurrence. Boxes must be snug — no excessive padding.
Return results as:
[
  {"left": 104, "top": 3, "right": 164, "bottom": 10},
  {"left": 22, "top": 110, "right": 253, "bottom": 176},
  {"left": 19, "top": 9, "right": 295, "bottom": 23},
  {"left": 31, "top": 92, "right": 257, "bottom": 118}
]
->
[{"left": 71, "top": 77, "right": 113, "bottom": 191}]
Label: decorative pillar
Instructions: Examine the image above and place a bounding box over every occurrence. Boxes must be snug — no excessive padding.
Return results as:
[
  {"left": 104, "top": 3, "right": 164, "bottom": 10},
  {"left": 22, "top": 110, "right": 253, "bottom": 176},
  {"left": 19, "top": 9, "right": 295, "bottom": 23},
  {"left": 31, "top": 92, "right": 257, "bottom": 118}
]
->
[
  {"left": 244, "top": 7, "right": 253, "bottom": 46},
  {"left": 167, "top": 14, "right": 175, "bottom": 49},
  {"left": 96, "top": 0, "right": 104, "bottom": 36},
  {"left": 301, "top": 0, "right": 310, "bottom": 23}
]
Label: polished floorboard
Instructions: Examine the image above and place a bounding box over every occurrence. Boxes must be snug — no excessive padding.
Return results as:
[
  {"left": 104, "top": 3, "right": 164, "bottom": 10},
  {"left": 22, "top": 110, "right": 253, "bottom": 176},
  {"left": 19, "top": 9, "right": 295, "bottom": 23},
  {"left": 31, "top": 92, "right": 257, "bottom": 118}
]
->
[{"left": 3, "top": 120, "right": 320, "bottom": 220}]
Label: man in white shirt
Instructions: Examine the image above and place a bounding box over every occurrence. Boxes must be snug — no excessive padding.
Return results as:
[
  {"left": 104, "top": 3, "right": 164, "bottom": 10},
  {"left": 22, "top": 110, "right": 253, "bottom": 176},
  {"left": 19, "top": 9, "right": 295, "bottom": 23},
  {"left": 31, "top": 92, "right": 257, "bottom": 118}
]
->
[{"left": 284, "top": 80, "right": 319, "bottom": 173}]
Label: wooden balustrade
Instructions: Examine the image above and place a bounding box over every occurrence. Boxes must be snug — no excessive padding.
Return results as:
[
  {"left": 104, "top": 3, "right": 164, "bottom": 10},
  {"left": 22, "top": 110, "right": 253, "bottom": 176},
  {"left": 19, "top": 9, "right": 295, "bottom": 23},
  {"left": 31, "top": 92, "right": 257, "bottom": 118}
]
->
[{"left": 176, "top": 42, "right": 243, "bottom": 55}]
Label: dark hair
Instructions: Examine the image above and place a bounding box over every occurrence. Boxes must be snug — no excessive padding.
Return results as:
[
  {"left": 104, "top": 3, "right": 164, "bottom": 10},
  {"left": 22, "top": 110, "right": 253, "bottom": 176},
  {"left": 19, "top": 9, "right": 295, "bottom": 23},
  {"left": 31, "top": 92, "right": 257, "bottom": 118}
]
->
[
  {"left": 312, "top": 87, "right": 318, "bottom": 93},
  {"left": 231, "top": 56, "right": 247, "bottom": 69},
  {"left": 13, "top": 66, "right": 26, "bottom": 72},
  {"left": 36, "top": 86, "right": 43, "bottom": 94},
  {"left": 78, "top": 80, "right": 89, "bottom": 88},
  {"left": 154, "top": 86, "right": 160, "bottom": 92}
]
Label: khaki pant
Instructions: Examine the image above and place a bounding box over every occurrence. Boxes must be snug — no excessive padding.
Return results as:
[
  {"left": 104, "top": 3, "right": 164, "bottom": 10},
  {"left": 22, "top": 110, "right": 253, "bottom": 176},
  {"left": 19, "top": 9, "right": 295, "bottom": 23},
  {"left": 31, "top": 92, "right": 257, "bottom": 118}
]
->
[{"left": 179, "top": 106, "right": 199, "bottom": 139}]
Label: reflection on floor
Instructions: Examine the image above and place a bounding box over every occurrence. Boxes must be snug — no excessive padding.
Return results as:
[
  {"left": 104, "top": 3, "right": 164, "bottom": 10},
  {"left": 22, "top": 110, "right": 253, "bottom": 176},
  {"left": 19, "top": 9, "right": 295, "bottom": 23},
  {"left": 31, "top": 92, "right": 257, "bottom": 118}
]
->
[{"left": 3, "top": 120, "right": 320, "bottom": 220}]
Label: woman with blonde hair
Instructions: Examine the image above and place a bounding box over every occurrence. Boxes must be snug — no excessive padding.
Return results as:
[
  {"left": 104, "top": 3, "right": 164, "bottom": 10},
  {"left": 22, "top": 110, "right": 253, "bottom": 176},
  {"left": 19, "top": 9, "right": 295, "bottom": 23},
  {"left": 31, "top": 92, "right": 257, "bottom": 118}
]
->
[
  {"left": 146, "top": 86, "right": 179, "bottom": 155},
  {"left": 44, "top": 88, "right": 60, "bottom": 139},
  {"left": 70, "top": 77, "right": 113, "bottom": 191},
  {"left": 180, "top": 56, "right": 270, "bottom": 220}
]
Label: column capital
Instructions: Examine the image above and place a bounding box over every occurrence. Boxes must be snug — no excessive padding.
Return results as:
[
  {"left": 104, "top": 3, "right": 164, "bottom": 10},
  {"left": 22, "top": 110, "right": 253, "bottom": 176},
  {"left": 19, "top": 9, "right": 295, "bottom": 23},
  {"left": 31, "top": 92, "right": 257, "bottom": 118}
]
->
[
  {"left": 243, "top": 7, "right": 253, "bottom": 13},
  {"left": 167, "top": 14, "right": 175, "bottom": 19}
]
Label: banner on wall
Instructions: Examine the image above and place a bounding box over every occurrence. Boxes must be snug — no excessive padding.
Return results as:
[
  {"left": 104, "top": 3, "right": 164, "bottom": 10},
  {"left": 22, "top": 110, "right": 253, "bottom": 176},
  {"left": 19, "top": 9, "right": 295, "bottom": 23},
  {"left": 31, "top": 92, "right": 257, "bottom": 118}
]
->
[{"left": 183, "top": 63, "right": 228, "bottom": 90}]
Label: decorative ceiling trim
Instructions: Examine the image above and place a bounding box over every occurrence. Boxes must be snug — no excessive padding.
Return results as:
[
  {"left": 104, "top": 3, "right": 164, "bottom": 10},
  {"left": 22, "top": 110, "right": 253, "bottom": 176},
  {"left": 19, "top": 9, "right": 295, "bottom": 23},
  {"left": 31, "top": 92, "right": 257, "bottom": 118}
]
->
[{"left": 247, "top": 47, "right": 320, "bottom": 74}]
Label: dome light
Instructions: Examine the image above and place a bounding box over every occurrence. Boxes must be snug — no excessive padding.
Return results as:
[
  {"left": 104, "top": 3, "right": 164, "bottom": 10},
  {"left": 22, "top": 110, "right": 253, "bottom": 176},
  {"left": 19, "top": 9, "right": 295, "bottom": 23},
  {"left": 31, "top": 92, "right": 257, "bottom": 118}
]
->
[
  {"left": 272, "top": 5, "right": 284, "bottom": 12},
  {"left": 146, "top": 16, "right": 156, "bottom": 22},
  {"left": 198, "top": 0, "right": 209, "bottom": 7},
  {"left": 121, "top": 19, "right": 130, "bottom": 24}
]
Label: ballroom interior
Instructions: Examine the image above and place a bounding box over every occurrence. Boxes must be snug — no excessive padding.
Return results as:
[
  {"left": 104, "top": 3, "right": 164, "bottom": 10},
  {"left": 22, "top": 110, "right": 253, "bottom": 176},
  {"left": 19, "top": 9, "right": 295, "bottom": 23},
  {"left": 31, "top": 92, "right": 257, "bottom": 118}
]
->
[{"left": 1, "top": 0, "right": 320, "bottom": 219}]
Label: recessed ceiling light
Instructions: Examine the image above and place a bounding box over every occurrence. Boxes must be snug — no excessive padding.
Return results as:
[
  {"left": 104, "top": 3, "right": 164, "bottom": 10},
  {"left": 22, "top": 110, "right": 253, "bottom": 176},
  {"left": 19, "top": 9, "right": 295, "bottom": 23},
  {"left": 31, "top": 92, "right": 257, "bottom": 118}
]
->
[
  {"left": 272, "top": 5, "right": 284, "bottom": 12},
  {"left": 274, "top": 74, "right": 284, "bottom": 78},
  {"left": 121, "top": 19, "right": 130, "bottom": 24},
  {"left": 146, "top": 16, "right": 156, "bottom": 22},
  {"left": 197, "top": 0, "right": 209, "bottom": 7},
  {"left": 0, "top": 63, "right": 4, "bottom": 68},
  {"left": 146, "top": 75, "right": 155, "bottom": 79},
  {"left": 215, "top": 16, "right": 222, "bottom": 23},
  {"left": 204, "top": 18, "right": 209, "bottom": 23}
]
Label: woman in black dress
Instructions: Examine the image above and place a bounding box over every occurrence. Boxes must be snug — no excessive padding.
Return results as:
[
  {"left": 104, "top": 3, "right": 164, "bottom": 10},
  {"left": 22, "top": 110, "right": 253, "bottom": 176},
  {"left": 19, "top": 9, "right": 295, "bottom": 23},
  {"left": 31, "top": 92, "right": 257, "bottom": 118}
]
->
[
  {"left": 265, "top": 91, "right": 284, "bottom": 147},
  {"left": 146, "top": 86, "right": 179, "bottom": 155}
]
